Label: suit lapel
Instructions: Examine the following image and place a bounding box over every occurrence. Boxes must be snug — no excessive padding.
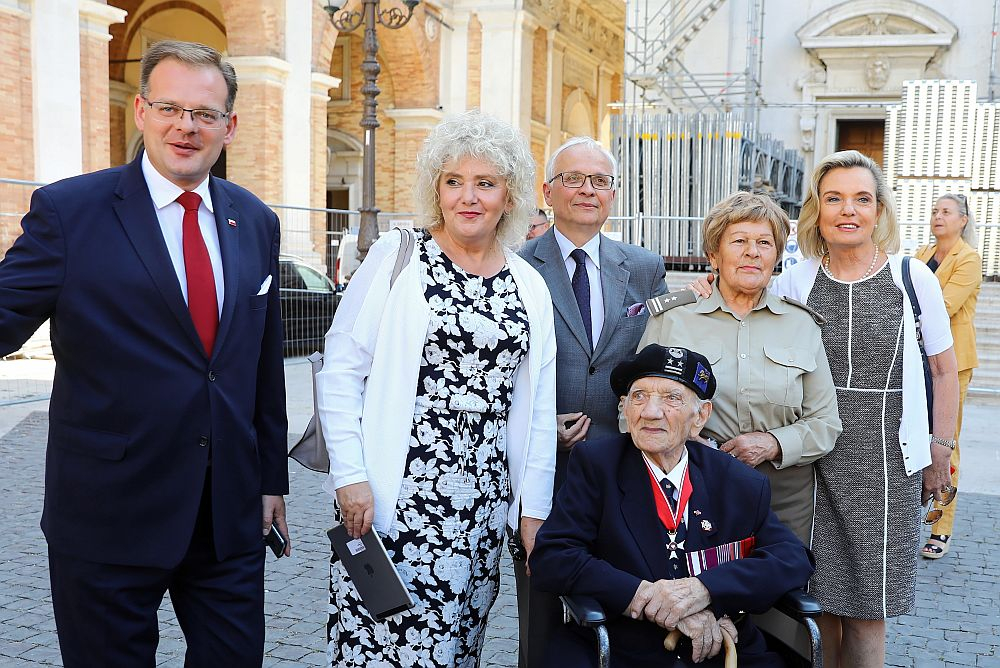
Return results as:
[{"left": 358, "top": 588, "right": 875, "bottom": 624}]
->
[
  {"left": 935, "top": 240, "right": 966, "bottom": 285},
  {"left": 684, "top": 451, "right": 720, "bottom": 554},
  {"left": 112, "top": 157, "right": 205, "bottom": 354},
  {"left": 210, "top": 177, "right": 240, "bottom": 361},
  {"left": 593, "top": 238, "right": 628, "bottom": 361},
  {"left": 619, "top": 447, "right": 671, "bottom": 579},
  {"left": 534, "top": 231, "right": 592, "bottom": 353}
]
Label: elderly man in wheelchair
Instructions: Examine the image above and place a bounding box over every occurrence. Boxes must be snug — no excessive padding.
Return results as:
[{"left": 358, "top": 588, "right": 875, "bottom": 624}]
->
[{"left": 530, "top": 344, "right": 817, "bottom": 667}]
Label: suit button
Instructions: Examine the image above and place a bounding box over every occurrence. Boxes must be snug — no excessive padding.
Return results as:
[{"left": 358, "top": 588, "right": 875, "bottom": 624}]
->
[
  {"left": 199, "top": 436, "right": 209, "bottom": 447},
  {"left": 208, "top": 371, "right": 216, "bottom": 381},
  {"left": 589, "top": 366, "right": 596, "bottom": 375}
]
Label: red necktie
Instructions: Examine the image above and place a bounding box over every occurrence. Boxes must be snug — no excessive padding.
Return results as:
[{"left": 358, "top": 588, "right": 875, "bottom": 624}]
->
[{"left": 176, "top": 191, "right": 218, "bottom": 356}]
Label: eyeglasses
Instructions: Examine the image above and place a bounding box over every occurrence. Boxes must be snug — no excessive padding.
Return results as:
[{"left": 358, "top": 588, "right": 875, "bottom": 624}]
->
[
  {"left": 548, "top": 172, "right": 615, "bottom": 190},
  {"left": 142, "top": 98, "right": 230, "bottom": 129},
  {"left": 529, "top": 221, "right": 549, "bottom": 231},
  {"left": 626, "top": 389, "right": 688, "bottom": 409},
  {"left": 922, "top": 485, "right": 957, "bottom": 524}
]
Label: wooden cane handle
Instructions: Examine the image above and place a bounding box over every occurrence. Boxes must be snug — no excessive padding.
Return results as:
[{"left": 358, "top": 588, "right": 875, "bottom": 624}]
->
[
  {"left": 663, "top": 626, "right": 737, "bottom": 667},
  {"left": 721, "top": 626, "right": 737, "bottom": 668}
]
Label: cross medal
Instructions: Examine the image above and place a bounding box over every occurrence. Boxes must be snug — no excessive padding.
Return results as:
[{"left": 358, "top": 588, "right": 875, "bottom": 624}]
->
[
  {"left": 644, "top": 456, "right": 692, "bottom": 562},
  {"left": 666, "top": 530, "right": 685, "bottom": 560}
]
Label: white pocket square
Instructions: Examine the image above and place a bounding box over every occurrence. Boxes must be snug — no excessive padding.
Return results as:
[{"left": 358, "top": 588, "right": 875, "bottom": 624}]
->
[{"left": 257, "top": 275, "right": 272, "bottom": 296}]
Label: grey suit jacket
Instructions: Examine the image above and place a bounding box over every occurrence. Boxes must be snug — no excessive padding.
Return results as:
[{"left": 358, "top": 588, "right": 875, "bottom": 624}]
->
[{"left": 520, "top": 229, "right": 666, "bottom": 485}]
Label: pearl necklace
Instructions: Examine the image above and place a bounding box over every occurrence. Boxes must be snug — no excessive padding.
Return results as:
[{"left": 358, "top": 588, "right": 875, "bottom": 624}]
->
[{"left": 824, "top": 246, "right": 880, "bottom": 281}]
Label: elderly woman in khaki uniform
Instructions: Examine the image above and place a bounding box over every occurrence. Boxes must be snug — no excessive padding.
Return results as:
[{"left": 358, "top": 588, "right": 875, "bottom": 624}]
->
[
  {"left": 640, "top": 191, "right": 841, "bottom": 544},
  {"left": 915, "top": 193, "right": 982, "bottom": 559}
]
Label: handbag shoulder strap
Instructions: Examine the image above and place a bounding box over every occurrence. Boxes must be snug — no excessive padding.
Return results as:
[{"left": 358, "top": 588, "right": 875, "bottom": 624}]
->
[
  {"left": 901, "top": 256, "right": 926, "bottom": 349},
  {"left": 901, "top": 255, "right": 921, "bottom": 318},
  {"left": 390, "top": 227, "right": 415, "bottom": 288}
]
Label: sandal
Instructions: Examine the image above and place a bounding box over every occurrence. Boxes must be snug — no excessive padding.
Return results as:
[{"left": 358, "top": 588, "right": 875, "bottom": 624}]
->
[{"left": 921, "top": 534, "right": 950, "bottom": 559}]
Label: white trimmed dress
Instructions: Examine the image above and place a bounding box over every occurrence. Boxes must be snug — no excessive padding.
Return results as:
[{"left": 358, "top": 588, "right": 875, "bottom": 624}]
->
[{"left": 806, "top": 263, "right": 920, "bottom": 618}]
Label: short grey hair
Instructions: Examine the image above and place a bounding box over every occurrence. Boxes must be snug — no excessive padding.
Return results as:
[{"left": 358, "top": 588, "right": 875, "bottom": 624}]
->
[
  {"left": 413, "top": 109, "right": 536, "bottom": 248},
  {"left": 140, "top": 40, "right": 238, "bottom": 113},
  {"left": 935, "top": 193, "right": 979, "bottom": 248},
  {"left": 545, "top": 136, "right": 618, "bottom": 182}
]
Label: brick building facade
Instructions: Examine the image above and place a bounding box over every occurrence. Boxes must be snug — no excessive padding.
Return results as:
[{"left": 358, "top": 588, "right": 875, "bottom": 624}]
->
[{"left": 0, "top": 0, "right": 625, "bottom": 261}]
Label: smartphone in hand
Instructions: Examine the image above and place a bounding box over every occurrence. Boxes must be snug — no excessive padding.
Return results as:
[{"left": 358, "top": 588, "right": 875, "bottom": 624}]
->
[{"left": 264, "top": 524, "right": 287, "bottom": 558}]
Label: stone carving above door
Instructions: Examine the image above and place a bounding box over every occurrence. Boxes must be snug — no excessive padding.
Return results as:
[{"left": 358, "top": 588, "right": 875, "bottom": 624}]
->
[{"left": 796, "top": 0, "right": 956, "bottom": 97}]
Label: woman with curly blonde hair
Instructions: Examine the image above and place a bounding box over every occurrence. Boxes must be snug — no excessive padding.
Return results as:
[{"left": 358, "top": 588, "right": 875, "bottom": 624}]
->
[{"left": 317, "top": 109, "right": 557, "bottom": 667}]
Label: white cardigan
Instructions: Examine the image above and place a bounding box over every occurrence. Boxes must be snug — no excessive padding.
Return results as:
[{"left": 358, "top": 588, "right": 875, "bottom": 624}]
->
[
  {"left": 772, "top": 255, "right": 952, "bottom": 475},
  {"left": 316, "top": 231, "right": 558, "bottom": 533}
]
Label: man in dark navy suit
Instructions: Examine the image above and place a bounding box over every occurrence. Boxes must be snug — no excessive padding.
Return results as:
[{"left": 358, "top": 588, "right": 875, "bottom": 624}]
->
[
  {"left": 530, "top": 345, "right": 813, "bottom": 667},
  {"left": 0, "top": 41, "right": 289, "bottom": 666}
]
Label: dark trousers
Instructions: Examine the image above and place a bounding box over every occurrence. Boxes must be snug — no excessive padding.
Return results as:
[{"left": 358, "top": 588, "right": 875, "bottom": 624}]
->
[
  {"left": 48, "top": 475, "right": 265, "bottom": 668},
  {"left": 510, "top": 530, "right": 562, "bottom": 668}
]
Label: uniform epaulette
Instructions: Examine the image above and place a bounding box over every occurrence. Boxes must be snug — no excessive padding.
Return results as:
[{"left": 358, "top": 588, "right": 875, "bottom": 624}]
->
[
  {"left": 780, "top": 296, "right": 827, "bottom": 325},
  {"left": 645, "top": 290, "right": 697, "bottom": 317}
]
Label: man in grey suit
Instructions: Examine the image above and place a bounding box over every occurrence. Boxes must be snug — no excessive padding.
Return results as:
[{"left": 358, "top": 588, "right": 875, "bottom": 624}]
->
[{"left": 514, "top": 136, "right": 667, "bottom": 667}]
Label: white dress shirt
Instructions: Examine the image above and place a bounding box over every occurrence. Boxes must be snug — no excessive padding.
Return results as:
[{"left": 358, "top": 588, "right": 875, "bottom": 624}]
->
[
  {"left": 141, "top": 152, "right": 225, "bottom": 316},
  {"left": 643, "top": 448, "right": 690, "bottom": 525},
  {"left": 553, "top": 227, "right": 604, "bottom": 348}
]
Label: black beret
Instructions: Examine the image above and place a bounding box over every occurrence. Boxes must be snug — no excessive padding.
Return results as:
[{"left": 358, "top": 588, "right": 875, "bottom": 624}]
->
[{"left": 610, "top": 344, "right": 717, "bottom": 400}]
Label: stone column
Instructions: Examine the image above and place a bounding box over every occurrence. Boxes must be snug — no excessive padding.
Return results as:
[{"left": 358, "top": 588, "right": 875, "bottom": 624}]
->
[
  {"left": 225, "top": 56, "right": 289, "bottom": 204},
  {"left": 79, "top": 0, "right": 127, "bottom": 173},
  {"left": 0, "top": 0, "right": 34, "bottom": 184},
  {"left": 283, "top": 0, "right": 312, "bottom": 208},
  {"left": 547, "top": 33, "right": 565, "bottom": 152},
  {"left": 440, "top": 8, "right": 470, "bottom": 113},
  {"left": 108, "top": 79, "right": 134, "bottom": 167},
  {"left": 31, "top": 0, "right": 83, "bottom": 182},
  {"left": 310, "top": 72, "right": 341, "bottom": 268},
  {"left": 597, "top": 63, "right": 614, "bottom": 145},
  {"left": 384, "top": 108, "right": 443, "bottom": 215},
  {"left": 475, "top": 7, "right": 534, "bottom": 134}
]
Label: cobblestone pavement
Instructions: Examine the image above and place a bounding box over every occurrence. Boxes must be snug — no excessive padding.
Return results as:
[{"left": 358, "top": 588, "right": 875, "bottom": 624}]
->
[{"left": 2, "top": 408, "right": 998, "bottom": 667}]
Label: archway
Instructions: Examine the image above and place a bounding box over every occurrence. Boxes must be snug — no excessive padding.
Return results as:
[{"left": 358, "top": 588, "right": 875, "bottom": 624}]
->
[
  {"left": 107, "top": 0, "right": 227, "bottom": 168},
  {"left": 564, "top": 88, "right": 595, "bottom": 139}
]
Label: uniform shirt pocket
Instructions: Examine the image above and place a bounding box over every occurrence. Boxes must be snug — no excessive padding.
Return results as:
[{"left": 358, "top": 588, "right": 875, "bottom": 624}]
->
[{"left": 762, "top": 343, "right": 816, "bottom": 407}]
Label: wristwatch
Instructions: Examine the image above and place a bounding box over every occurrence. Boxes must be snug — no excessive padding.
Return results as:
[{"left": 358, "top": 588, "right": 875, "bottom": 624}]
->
[{"left": 930, "top": 435, "right": 956, "bottom": 450}]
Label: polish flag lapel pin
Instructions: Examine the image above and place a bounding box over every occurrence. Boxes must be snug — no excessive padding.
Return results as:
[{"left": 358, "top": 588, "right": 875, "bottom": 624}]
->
[{"left": 227, "top": 218, "right": 237, "bottom": 227}]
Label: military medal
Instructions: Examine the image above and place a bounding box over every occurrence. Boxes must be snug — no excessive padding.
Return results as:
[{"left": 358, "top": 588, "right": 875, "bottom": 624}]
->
[
  {"left": 644, "top": 458, "right": 693, "bottom": 561},
  {"left": 665, "top": 530, "right": 685, "bottom": 560}
]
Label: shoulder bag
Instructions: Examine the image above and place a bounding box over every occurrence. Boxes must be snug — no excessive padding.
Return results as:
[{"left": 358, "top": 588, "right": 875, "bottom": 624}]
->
[{"left": 288, "top": 227, "right": 416, "bottom": 472}]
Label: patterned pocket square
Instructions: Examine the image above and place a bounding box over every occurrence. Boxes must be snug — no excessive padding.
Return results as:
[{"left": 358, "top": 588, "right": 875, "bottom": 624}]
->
[{"left": 625, "top": 302, "right": 646, "bottom": 317}]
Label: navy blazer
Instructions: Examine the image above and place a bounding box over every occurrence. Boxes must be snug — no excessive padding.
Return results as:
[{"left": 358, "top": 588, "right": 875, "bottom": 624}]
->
[
  {"left": 530, "top": 435, "right": 814, "bottom": 667},
  {"left": 519, "top": 230, "right": 666, "bottom": 491},
  {"left": 0, "top": 156, "right": 288, "bottom": 568}
]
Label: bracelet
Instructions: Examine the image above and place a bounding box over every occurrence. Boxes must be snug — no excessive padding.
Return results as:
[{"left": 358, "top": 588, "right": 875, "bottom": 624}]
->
[{"left": 930, "top": 435, "right": 956, "bottom": 450}]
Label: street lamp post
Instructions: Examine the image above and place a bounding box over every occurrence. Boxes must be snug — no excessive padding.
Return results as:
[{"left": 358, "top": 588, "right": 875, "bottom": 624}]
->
[{"left": 325, "top": 0, "right": 420, "bottom": 260}]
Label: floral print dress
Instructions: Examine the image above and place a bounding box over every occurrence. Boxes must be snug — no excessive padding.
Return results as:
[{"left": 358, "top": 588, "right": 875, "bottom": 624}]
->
[{"left": 328, "top": 231, "right": 530, "bottom": 667}]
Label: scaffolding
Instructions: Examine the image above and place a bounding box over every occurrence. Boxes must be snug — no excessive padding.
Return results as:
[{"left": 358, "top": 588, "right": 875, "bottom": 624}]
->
[
  {"left": 617, "top": 0, "right": 802, "bottom": 261},
  {"left": 624, "top": 0, "right": 765, "bottom": 123},
  {"left": 990, "top": 0, "right": 1000, "bottom": 102},
  {"left": 611, "top": 111, "right": 803, "bottom": 262}
]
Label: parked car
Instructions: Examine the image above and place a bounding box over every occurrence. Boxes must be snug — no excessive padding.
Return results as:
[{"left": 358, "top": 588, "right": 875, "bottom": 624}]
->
[
  {"left": 278, "top": 254, "right": 340, "bottom": 356},
  {"left": 333, "top": 231, "right": 359, "bottom": 287}
]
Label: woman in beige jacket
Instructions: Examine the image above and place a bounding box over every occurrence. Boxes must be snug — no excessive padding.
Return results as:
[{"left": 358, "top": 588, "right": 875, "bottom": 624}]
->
[{"left": 915, "top": 193, "right": 982, "bottom": 559}]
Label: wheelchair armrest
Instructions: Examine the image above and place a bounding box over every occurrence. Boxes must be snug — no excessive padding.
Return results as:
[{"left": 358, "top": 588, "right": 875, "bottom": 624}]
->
[
  {"left": 560, "top": 594, "right": 608, "bottom": 628},
  {"left": 773, "top": 588, "right": 822, "bottom": 620}
]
